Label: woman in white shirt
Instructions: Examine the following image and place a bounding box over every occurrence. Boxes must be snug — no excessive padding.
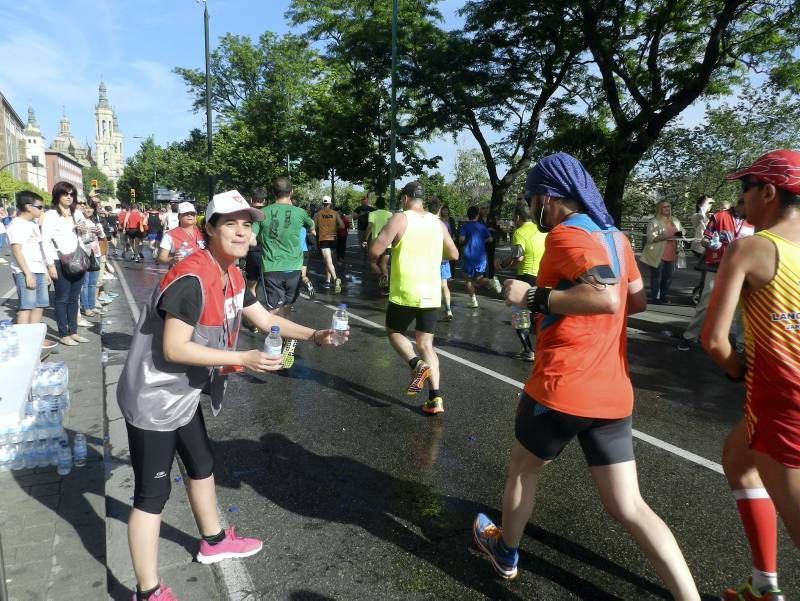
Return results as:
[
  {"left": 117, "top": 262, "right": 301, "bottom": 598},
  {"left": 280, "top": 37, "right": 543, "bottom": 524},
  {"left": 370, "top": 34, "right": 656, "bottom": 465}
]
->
[{"left": 41, "top": 181, "right": 89, "bottom": 347}]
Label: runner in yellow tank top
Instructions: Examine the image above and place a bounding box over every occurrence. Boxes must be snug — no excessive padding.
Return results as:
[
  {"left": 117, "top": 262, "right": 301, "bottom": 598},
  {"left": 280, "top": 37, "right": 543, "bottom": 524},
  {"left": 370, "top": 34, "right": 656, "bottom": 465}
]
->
[
  {"left": 369, "top": 181, "right": 458, "bottom": 414},
  {"left": 702, "top": 150, "right": 800, "bottom": 601}
]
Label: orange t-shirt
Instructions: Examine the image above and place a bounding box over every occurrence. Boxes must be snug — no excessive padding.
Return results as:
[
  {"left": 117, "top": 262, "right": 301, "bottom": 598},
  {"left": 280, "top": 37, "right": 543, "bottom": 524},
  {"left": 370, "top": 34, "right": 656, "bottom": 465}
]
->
[{"left": 524, "top": 214, "right": 641, "bottom": 419}]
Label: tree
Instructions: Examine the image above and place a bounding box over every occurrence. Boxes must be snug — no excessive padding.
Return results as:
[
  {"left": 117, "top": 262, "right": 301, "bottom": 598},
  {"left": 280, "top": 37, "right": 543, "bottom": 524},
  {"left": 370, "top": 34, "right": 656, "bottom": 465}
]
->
[
  {"left": 0, "top": 171, "right": 50, "bottom": 206},
  {"left": 288, "top": 0, "right": 444, "bottom": 194},
  {"left": 578, "top": 0, "right": 800, "bottom": 224},
  {"left": 82, "top": 166, "right": 112, "bottom": 200},
  {"left": 628, "top": 85, "right": 800, "bottom": 218},
  {"left": 410, "top": 0, "right": 588, "bottom": 218}
]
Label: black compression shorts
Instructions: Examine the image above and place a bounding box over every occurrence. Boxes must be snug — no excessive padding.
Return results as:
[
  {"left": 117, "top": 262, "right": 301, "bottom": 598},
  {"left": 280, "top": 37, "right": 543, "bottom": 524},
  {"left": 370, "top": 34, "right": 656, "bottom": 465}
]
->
[
  {"left": 385, "top": 302, "right": 438, "bottom": 335},
  {"left": 126, "top": 407, "right": 214, "bottom": 514},
  {"left": 514, "top": 392, "right": 634, "bottom": 466}
]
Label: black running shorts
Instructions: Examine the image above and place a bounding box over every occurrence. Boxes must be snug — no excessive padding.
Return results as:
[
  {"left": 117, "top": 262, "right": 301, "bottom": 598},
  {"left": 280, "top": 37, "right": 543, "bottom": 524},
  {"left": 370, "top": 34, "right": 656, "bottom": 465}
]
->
[
  {"left": 245, "top": 249, "right": 262, "bottom": 282},
  {"left": 319, "top": 240, "right": 337, "bottom": 250},
  {"left": 386, "top": 302, "right": 438, "bottom": 334},
  {"left": 126, "top": 407, "right": 214, "bottom": 514},
  {"left": 264, "top": 270, "right": 301, "bottom": 310},
  {"left": 514, "top": 392, "right": 634, "bottom": 466}
]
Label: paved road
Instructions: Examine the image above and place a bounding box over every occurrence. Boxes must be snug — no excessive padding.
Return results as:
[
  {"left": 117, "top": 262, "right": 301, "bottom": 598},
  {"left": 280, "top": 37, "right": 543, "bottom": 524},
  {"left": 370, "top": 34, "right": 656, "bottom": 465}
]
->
[{"left": 112, "top": 242, "right": 799, "bottom": 601}]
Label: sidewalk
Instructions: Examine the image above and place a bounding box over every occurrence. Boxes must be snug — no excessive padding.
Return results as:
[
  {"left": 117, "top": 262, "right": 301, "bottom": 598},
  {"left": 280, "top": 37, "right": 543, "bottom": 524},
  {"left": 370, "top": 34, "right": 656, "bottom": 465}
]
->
[
  {"left": 0, "top": 256, "right": 219, "bottom": 600},
  {"left": 0, "top": 262, "right": 106, "bottom": 600}
]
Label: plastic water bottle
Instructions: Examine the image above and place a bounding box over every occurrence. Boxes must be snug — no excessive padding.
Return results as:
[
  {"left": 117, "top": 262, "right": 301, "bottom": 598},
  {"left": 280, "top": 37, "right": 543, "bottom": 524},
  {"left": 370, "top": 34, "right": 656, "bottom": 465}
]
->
[
  {"left": 511, "top": 307, "right": 531, "bottom": 330},
  {"left": 22, "top": 441, "right": 36, "bottom": 469},
  {"left": 264, "top": 326, "right": 282, "bottom": 356},
  {"left": 709, "top": 231, "right": 722, "bottom": 250},
  {"left": 10, "top": 443, "right": 22, "bottom": 470},
  {"left": 177, "top": 241, "right": 190, "bottom": 260},
  {"left": 0, "top": 444, "right": 10, "bottom": 472},
  {"left": 0, "top": 324, "right": 8, "bottom": 363},
  {"left": 101, "top": 351, "right": 109, "bottom": 363},
  {"left": 57, "top": 441, "right": 72, "bottom": 476},
  {"left": 72, "top": 433, "right": 87, "bottom": 467},
  {"left": 331, "top": 304, "right": 349, "bottom": 346},
  {"left": 3, "top": 322, "right": 19, "bottom": 357}
]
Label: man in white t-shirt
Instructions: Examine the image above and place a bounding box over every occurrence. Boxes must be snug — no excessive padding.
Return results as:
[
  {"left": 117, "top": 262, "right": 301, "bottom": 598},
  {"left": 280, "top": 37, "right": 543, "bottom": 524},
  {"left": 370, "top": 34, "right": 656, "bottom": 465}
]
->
[{"left": 8, "top": 192, "right": 56, "bottom": 345}]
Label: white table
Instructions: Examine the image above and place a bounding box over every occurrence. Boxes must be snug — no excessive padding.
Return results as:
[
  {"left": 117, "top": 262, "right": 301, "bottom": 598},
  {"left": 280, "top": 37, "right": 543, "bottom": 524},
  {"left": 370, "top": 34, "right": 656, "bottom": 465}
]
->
[{"left": 0, "top": 323, "right": 46, "bottom": 427}]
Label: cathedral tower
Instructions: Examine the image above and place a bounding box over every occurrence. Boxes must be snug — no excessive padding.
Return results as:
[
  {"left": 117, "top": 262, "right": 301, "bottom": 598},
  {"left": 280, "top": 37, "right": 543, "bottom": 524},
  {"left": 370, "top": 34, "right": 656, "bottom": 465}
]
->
[{"left": 95, "top": 81, "right": 123, "bottom": 184}]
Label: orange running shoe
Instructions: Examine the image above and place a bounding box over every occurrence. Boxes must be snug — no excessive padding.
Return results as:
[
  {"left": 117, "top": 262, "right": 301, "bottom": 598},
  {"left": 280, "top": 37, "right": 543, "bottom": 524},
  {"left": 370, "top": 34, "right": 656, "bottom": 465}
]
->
[{"left": 406, "top": 360, "right": 431, "bottom": 396}]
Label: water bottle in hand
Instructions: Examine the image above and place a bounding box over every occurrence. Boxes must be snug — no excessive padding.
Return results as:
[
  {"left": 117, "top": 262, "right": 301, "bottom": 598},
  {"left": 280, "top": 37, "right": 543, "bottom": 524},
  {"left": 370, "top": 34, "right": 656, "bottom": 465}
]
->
[
  {"left": 264, "top": 326, "right": 282, "bottom": 356},
  {"left": 72, "top": 433, "right": 87, "bottom": 467},
  {"left": 511, "top": 307, "right": 531, "bottom": 330},
  {"left": 332, "top": 304, "right": 349, "bottom": 346},
  {"left": 177, "top": 241, "right": 189, "bottom": 261}
]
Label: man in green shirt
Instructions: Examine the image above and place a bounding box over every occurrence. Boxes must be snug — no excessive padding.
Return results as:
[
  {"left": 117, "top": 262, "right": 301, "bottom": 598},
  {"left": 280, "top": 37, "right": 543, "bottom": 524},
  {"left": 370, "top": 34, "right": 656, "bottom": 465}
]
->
[
  {"left": 256, "top": 177, "right": 315, "bottom": 368},
  {"left": 364, "top": 196, "right": 393, "bottom": 295}
]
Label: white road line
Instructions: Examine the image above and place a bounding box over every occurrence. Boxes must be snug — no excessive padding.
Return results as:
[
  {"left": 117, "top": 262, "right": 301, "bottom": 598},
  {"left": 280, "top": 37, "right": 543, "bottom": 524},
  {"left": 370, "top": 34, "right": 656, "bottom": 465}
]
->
[
  {"left": 113, "top": 261, "right": 258, "bottom": 600},
  {"left": 2, "top": 286, "right": 16, "bottom": 300},
  {"left": 311, "top": 296, "right": 725, "bottom": 475}
]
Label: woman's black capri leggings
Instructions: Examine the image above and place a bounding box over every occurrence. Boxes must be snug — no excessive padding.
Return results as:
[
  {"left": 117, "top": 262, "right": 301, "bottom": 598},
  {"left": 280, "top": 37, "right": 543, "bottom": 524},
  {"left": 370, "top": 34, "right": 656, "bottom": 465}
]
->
[{"left": 126, "top": 407, "right": 215, "bottom": 514}]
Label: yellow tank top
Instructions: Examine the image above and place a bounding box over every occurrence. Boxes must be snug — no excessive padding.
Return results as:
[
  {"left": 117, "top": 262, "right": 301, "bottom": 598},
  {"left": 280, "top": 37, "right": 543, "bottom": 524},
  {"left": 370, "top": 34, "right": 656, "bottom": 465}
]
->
[
  {"left": 315, "top": 208, "right": 338, "bottom": 241},
  {"left": 742, "top": 229, "right": 800, "bottom": 441},
  {"left": 389, "top": 210, "right": 443, "bottom": 308}
]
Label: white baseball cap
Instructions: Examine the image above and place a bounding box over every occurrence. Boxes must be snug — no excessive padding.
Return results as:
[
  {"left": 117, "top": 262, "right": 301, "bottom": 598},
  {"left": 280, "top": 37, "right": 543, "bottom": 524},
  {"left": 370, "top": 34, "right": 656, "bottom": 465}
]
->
[
  {"left": 178, "top": 201, "right": 196, "bottom": 215},
  {"left": 322, "top": 195, "right": 332, "bottom": 204},
  {"left": 207, "top": 190, "right": 264, "bottom": 222}
]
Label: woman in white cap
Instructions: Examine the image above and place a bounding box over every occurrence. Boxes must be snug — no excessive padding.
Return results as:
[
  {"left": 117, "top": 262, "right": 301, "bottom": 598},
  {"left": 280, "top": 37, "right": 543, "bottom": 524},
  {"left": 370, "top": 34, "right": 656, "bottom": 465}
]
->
[
  {"left": 117, "top": 190, "right": 346, "bottom": 601},
  {"left": 157, "top": 201, "right": 205, "bottom": 265}
]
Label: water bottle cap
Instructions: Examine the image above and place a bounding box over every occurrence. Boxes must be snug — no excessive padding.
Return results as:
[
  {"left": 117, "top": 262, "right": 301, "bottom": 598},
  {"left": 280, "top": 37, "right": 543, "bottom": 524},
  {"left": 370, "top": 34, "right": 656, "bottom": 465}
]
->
[
  {"left": 270, "top": 326, "right": 280, "bottom": 334},
  {"left": 338, "top": 304, "right": 346, "bottom": 310}
]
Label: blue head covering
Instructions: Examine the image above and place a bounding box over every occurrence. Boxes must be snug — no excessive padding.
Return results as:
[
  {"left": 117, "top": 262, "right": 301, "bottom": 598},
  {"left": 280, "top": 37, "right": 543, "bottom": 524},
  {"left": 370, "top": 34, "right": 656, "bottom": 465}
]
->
[{"left": 524, "top": 152, "right": 615, "bottom": 229}]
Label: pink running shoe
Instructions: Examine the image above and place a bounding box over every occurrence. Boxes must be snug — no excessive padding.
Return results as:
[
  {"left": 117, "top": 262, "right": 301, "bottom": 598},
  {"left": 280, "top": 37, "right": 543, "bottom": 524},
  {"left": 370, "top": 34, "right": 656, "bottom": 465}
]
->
[
  {"left": 130, "top": 582, "right": 178, "bottom": 601},
  {"left": 196, "top": 527, "right": 263, "bottom": 564}
]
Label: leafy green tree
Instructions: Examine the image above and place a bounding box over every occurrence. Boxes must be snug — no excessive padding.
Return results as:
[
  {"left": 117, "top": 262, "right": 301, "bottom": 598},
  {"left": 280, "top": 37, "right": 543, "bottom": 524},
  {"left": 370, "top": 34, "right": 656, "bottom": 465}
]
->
[
  {"left": 628, "top": 85, "right": 800, "bottom": 219},
  {"left": 0, "top": 171, "right": 50, "bottom": 206},
  {"left": 411, "top": 0, "right": 588, "bottom": 218},
  {"left": 289, "top": 0, "right": 444, "bottom": 193},
  {"left": 577, "top": 0, "right": 800, "bottom": 224},
  {"left": 82, "top": 166, "right": 113, "bottom": 200}
]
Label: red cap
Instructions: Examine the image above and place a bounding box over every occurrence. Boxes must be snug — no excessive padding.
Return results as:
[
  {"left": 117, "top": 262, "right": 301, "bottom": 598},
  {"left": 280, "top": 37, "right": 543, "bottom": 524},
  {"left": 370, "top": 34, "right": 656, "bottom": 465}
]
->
[{"left": 726, "top": 149, "right": 800, "bottom": 194}]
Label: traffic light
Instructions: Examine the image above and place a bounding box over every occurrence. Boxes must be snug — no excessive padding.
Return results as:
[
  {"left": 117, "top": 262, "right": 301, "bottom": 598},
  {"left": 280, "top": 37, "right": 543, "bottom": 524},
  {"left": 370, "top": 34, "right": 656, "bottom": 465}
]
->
[
  {"left": 91, "top": 179, "right": 98, "bottom": 189},
  {"left": 130, "top": 188, "right": 136, "bottom": 200}
]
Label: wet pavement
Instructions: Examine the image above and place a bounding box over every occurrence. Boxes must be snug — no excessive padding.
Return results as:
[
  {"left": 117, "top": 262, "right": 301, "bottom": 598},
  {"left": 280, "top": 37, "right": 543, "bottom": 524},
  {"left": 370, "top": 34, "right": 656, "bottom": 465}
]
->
[{"left": 111, "top": 240, "right": 799, "bottom": 600}]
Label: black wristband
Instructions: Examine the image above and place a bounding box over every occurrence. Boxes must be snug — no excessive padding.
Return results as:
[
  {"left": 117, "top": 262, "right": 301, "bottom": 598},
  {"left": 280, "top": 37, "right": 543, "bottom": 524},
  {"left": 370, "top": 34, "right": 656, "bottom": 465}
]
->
[{"left": 527, "top": 286, "right": 552, "bottom": 314}]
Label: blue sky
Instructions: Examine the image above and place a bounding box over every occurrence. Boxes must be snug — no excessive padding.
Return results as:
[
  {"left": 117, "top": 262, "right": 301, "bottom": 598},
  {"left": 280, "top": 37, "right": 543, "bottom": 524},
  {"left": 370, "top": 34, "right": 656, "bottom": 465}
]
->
[
  {"left": 1, "top": 1, "right": 715, "bottom": 185},
  {"left": 0, "top": 0, "right": 475, "bottom": 181}
]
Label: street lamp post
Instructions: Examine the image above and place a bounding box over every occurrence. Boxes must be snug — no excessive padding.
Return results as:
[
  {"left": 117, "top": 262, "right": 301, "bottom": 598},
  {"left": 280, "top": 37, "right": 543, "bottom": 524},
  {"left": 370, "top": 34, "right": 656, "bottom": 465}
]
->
[
  {"left": 389, "top": 0, "right": 398, "bottom": 210},
  {"left": 198, "top": 0, "right": 214, "bottom": 201},
  {"left": 0, "top": 156, "right": 40, "bottom": 172}
]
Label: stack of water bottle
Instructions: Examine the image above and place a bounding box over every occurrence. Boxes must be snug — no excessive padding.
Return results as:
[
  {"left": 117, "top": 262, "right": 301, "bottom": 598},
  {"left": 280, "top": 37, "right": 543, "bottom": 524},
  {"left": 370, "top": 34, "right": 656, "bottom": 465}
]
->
[
  {"left": 0, "top": 319, "right": 20, "bottom": 361},
  {"left": 0, "top": 362, "right": 87, "bottom": 475}
]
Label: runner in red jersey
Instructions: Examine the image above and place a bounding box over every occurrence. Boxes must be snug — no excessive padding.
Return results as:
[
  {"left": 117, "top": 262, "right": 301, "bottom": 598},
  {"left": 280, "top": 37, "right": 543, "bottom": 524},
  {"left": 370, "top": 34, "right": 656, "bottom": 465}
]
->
[{"left": 703, "top": 150, "right": 800, "bottom": 601}]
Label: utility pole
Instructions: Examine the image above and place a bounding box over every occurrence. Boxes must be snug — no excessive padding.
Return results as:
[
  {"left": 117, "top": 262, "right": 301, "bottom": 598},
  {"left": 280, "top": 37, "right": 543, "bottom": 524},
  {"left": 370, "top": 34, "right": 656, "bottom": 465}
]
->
[
  {"left": 389, "top": 0, "right": 398, "bottom": 210},
  {"left": 201, "top": 0, "right": 214, "bottom": 201}
]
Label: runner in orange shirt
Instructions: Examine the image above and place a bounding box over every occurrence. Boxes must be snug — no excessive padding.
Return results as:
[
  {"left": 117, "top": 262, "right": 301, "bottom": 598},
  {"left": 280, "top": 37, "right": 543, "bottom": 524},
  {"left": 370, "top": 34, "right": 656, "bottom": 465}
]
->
[{"left": 471, "top": 153, "right": 699, "bottom": 601}]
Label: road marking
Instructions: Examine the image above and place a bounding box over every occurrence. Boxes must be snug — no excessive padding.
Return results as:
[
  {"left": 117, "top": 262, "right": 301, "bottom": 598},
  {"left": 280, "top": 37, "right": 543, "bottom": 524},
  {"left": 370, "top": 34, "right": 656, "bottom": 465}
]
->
[
  {"left": 2, "top": 285, "right": 15, "bottom": 300},
  {"left": 310, "top": 296, "right": 725, "bottom": 475},
  {"left": 113, "top": 260, "right": 258, "bottom": 600}
]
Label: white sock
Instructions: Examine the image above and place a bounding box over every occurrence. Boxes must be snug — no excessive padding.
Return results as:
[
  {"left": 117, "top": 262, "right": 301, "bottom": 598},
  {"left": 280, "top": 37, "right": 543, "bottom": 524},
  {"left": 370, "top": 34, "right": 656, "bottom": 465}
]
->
[{"left": 752, "top": 567, "right": 778, "bottom": 592}]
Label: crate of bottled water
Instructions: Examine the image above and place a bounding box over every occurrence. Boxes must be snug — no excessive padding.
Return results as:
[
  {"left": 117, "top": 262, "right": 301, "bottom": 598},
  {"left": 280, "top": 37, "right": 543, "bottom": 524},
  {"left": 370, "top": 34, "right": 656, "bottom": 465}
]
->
[{"left": 0, "top": 362, "right": 73, "bottom": 474}]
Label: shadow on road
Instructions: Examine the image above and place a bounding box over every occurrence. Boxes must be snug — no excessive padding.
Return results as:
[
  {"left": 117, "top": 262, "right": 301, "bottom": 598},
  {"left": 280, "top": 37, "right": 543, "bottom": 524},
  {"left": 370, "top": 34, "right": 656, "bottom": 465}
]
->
[{"left": 212, "top": 433, "right": 679, "bottom": 600}]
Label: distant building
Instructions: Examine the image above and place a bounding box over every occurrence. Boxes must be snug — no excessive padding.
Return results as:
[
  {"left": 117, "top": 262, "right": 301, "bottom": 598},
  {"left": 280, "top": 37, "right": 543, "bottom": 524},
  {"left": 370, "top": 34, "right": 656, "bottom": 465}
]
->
[
  {"left": 21, "top": 107, "right": 48, "bottom": 191},
  {"left": 95, "top": 81, "right": 124, "bottom": 184},
  {"left": 0, "top": 91, "right": 25, "bottom": 180},
  {"left": 45, "top": 150, "right": 84, "bottom": 201},
  {"left": 49, "top": 112, "right": 93, "bottom": 169}
]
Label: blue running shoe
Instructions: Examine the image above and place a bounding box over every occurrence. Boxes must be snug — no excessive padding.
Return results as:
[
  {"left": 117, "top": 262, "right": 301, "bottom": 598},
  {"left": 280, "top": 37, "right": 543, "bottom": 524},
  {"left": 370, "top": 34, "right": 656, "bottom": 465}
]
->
[{"left": 472, "top": 513, "right": 518, "bottom": 579}]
